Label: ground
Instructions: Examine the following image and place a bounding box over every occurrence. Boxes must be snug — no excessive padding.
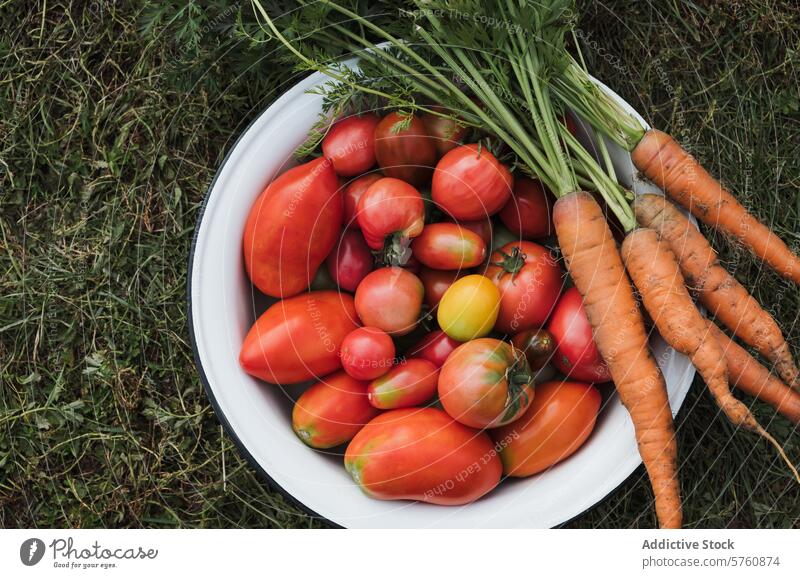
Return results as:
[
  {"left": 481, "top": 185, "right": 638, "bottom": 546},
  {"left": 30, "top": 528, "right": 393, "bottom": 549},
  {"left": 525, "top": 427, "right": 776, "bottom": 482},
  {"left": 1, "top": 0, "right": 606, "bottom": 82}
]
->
[{"left": 1, "top": 1, "right": 798, "bottom": 528}]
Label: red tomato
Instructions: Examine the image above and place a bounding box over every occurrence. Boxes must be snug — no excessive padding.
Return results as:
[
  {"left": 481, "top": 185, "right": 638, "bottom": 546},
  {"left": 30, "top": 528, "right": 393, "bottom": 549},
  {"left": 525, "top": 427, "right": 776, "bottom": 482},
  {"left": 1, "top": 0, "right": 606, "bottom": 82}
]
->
[
  {"left": 243, "top": 157, "right": 342, "bottom": 298},
  {"left": 322, "top": 114, "right": 381, "bottom": 177},
  {"left": 547, "top": 287, "right": 612, "bottom": 382},
  {"left": 411, "top": 223, "right": 486, "bottom": 270},
  {"left": 326, "top": 229, "right": 374, "bottom": 292},
  {"left": 491, "top": 380, "right": 600, "bottom": 477},
  {"left": 406, "top": 330, "right": 460, "bottom": 368},
  {"left": 354, "top": 267, "right": 424, "bottom": 336},
  {"left": 402, "top": 254, "right": 422, "bottom": 275},
  {"left": 422, "top": 112, "right": 467, "bottom": 156},
  {"left": 447, "top": 217, "right": 493, "bottom": 247},
  {"left": 431, "top": 144, "right": 513, "bottom": 220},
  {"left": 438, "top": 338, "right": 534, "bottom": 429},
  {"left": 356, "top": 177, "right": 425, "bottom": 252},
  {"left": 340, "top": 326, "right": 396, "bottom": 380},
  {"left": 239, "top": 291, "right": 359, "bottom": 384},
  {"left": 484, "top": 241, "right": 563, "bottom": 334},
  {"left": 419, "top": 267, "right": 465, "bottom": 308},
  {"left": 344, "top": 408, "right": 501, "bottom": 505},
  {"left": 374, "top": 112, "right": 437, "bottom": 186},
  {"left": 498, "top": 178, "right": 553, "bottom": 239},
  {"left": 292, "top": 371, "right": 381, "bottom": 449},
  {"left": 343, "top": 173, "right": 381, "bottom": 230},
  {"left": 511, "top": 328, "right": 556, "bottom": 371},
  {"left": 367, "top": 358, "right": 438, "bottom": 409}
]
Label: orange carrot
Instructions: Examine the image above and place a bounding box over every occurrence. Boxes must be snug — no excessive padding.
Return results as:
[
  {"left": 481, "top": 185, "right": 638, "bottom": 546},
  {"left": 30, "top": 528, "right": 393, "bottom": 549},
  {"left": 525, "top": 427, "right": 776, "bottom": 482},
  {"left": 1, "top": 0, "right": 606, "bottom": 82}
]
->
[
  {"left": 634, "top": 194, "right": 800, "bottom": 391},
  {"left": 708, "top": 322, "right": 800, "bottom": 426},
  {"left": 554, "top": 191, "right": 681, "bottom": 529},
  {"left": 632, "top": 130, "right": 800, "bottom": 286}
]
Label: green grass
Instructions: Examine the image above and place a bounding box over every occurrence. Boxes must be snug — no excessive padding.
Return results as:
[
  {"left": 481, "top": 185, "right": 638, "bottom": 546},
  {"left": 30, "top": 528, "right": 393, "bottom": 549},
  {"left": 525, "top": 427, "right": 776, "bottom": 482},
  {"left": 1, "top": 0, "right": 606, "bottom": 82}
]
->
[{"left": 1, "top": 0, "right": 798, "bottom": 528}]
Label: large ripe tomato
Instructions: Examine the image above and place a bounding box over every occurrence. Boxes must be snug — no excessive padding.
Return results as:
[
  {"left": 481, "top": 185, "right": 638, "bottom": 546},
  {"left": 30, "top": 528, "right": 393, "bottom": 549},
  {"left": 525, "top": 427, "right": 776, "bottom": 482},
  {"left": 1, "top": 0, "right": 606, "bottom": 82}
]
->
[
  {"left": 356, "top": 178, "right": 425, "bottom": 258},
  {"left": 498, "top": 178, "right": 553, "bottom": 240},
  {"left": 411, "top": 223, "right": 486, "bottom": 270},
  {"left": 431, "top": 144, "right": 513, "bottom": 220},
  {"left": 239, "top": 291, "right": 359, "bottom": 384},
  {"left": 405, "top": 330, "right": 460, "bottom": 368},
  {"left": 342, "top": 173, "right": 381, "bottom": 230},
  {"left": 374, "top": 112, "right": 437, "bottom": 186},
  {"left": 419, "top": 267, "right": 465, "bottom": 308},
  {"left": 340, "top": 326, "right": 396, "bottom": 381},
  {"left": 422, "top": 112, "right": 467, "bottom": 156},
  {"left": 326, "top": 229, "right": 373, "bottom": 292},
  {"left": 322, "top": 114, "right": 381, "bottom": 177},
  {"left": 367, "top": 358, "right": 438, "bottom": 409},
  {"left": 354, "top": 267, "right": 424, "bottom": 336},
  {"left": 292, "top": 371, "right": 381, "bottom": 449},
  {"left": 243, "top": 157, "right": 342, "bottom": 298},
  {"left": 438, "top": 338, "right": 534, "bottom": 429},
  {"left": 484, "top": 241, "right": 562, "bottom": 334},
  {"left": 511, "top": 328, "right": 556, "bottom": 371},
  {"left": 344, "top": 407, "right": 501, "bottom": 505},
  {"left": 491, "top": 380, "right": 601, "bottom": 477},
  {"left": 437, "top": 274, "right": 500, "bottom": 342},
  {"left": 547, "top": 287, "right": 612, "bottom": 382}
]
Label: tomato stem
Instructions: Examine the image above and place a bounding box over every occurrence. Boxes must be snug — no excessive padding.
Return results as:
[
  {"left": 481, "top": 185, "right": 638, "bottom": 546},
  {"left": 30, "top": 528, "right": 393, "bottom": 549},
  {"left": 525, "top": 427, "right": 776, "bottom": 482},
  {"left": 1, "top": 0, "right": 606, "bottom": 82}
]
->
[
  {"left": 376, "top": 231, "right": 412, "bottom": 267},
  {"left": 492, "top": 247, "right": 527, "bottom": 279},
  {"left": 502, "top": 350, "right": 533, "bottom": 422}
]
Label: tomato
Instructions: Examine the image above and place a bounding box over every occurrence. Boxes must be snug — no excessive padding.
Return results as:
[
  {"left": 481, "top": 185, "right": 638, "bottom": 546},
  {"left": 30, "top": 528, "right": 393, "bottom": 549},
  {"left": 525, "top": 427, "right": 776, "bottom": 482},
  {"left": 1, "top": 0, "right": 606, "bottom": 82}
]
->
[
  {"left": 411, "top": 223, "right": 486, "bottom": 270},
  {"left": 438, "top": 338, "right": 534, "bottom": 428},
  {"left": 485, "top": 241, "right": 562, "bottom": 334},
  {"left": 356, "top": 178, "right": 425, "bottom": 257},
  {"left": 367, "top": 358, "right": 438, "bottom": 409},
  {"left": 498, "top": 178, "right": 553, "bottom": 240},
  {"left": 354, "top": 267, "right": 424, "bottom": 336},
  {"left": 431, "top": 144, "right": 513, "bottom": 220},
  {"left": 511, "top": 328, "right": 556, "bottom": 371},
  {"left": 547, "top": 287, "right": 612, "bottom": 382},
  {"left": 344, "top": 407, "right": 501, "bottom": 505},
  {"left": 374, "top": 112, "right": 437, "bottom": 186},
  {"left": 339, "top": 326, "right": 396, "bottom": 381},
  {"left": 243, "top": 157, "right": 342, "bottom": 298},
  {"left": 422, "top": 112, "right": 467, "bottom": 156},
  {"left": 447, "top": 217, "right": 493, "bottom": 247},
  {"left": 437, "top": 274, "right": 500, "bottom": 341},
  {"left": 406, "top": 330, "right": 461, "bottom": 368},
  {"left": 491, "top": 380, "right": 600, "bottom": 477},
  {"left": 419, "top": 267, "right": 465, "bottom": 308},
  {"left": 326, "top": 229, "right": 373, "bottom": 292},
  {"left": 402, "top": 254, "right": 422, "bottom": 275},
  {"left": 292, "top": 371, "right": 381, "bottom": 449},
  {"left": 239, "top": 291, "right": 359, "bottom": 384},
  {"left": 322, "top": 114, "right": 381, "bottom": 177},
  {"left": 343, "top": 173, "right": 381, "bottom": 230}
]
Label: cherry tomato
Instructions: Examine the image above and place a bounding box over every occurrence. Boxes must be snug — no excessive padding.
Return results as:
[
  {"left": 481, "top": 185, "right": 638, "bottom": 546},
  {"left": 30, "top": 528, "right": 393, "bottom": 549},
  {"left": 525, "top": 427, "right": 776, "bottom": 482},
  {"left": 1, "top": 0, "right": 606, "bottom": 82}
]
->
[
  {"left": 343, "top": 173, "right": 381, "bottom": 230},
  {"left": 511, "top": 328, "right": 556, "bottom": 371},
  {"left": 344, "top": 407, "right": 501, "bottom": 505},
  {"left": 431, "top": 144, "right": 513, "bottom": 220},
  {"left": 326, "top": 229, "right": 374, "bottom": 292},
  {"left": 243, "top": 157, "right": 342, "bottom": 298},
  {"left": 239, "top": 291, "right": 359, "bottom": 384},
  {"left": 498, "top": 178, "right": 553, "bottom": 240},
  {"left": 547, "top": 287, "right": 612, "bottom": 382},
  {"left": 292, "top": 371, "right": 381, "bottom": 449},
  {"left": 374, "top": 112, "right": 437, "bottom": 186},
  {"left": 356, "top": 177, "right": 425, "bottom": 254},
  {"left": 354, "top": 267, "right": 424, "bottom": 336},
  {"left": 437, "top": 274, "right": 500, "bottom": 342},
  {"left": 411, "top": 223, "right": 486, "bottom": 270},
  {"left": 419, "top": 267, "right": 465, "bottom": 308},
  {"left": 367, "top": 358, "right": 438, "bottom": 409},
  {"left": 491, "top": 380, "right": 600, "bottom": 477},
  {"left": 406, "top": 330, "right": 461, "bottom": 368},
  {"left": 422, "top": 112, "right": 467, "bottom": 156},
  {"left": 485, "top": 241, "right": 563, "bottom": 334},
  {"left": 438, "top": 338, "right": 534, "bottom": 428},
  {"left": 447, "top": 217, "right": 493, "bottom": 247},
  {"left": 322, "top": 114, "right": 381, "bottom": 177},
  {"left": 340, "top": 326, "right": 396, "bottom": 380}
]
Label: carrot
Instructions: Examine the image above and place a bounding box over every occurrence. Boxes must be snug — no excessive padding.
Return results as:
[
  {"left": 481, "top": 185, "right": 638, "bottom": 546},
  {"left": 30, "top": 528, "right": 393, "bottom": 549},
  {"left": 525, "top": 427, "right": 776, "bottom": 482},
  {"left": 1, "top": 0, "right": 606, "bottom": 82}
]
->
[
  {"left": 621, "top": 229, "right": 799, "bottom": 481},
  {"left": 554, "top": 191, "right": 681, "bottom": 529},
  {"left": 632, "top": 130, "right": 800, "bottom": 286},
  {"left": 708, "top": 322, "right": 800, "bottom": 426},
  {"left": 634, "top": 193, "right": 800, "bottom": 391}
]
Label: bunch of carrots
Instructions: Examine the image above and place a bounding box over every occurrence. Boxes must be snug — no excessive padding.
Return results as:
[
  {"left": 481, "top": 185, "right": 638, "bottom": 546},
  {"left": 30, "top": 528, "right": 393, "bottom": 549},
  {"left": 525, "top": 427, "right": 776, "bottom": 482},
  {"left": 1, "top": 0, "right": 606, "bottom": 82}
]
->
[{"left": 256, "top": 0, "right": 800, "bottom": 527}]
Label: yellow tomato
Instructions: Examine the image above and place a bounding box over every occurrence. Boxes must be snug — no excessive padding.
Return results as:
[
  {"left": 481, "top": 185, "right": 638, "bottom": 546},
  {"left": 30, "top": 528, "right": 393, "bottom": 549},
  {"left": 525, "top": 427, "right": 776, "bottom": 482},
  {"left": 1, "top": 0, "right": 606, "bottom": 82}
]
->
[{"left": 437, "top": 274, "right": 501, "bottom": 341}]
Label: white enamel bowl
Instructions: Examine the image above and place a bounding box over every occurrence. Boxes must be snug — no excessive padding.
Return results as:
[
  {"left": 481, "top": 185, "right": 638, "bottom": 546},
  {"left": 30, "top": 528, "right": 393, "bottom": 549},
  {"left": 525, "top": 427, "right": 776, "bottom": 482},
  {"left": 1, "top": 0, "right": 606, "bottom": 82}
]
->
[{"left": 188, "top": 65, "right": 695, "bottom": 528}]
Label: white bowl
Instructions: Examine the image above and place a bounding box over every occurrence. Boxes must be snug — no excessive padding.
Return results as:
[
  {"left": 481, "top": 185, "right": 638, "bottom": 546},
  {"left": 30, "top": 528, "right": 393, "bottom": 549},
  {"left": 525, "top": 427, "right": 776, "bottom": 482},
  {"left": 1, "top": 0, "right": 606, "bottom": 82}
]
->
[{"left": 188, "top": 63, "right": 695, "bottom": 528}]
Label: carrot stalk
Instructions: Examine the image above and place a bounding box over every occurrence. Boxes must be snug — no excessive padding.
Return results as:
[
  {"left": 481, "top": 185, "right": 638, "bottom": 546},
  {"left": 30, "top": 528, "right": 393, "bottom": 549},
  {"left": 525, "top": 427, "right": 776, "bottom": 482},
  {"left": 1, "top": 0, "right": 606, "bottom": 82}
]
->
[
  {"left": 554, "top": 191, "right": 681, "bottom": 529},
  {"left": 634, "top": 194, "right": 800, "bottom": 391}
]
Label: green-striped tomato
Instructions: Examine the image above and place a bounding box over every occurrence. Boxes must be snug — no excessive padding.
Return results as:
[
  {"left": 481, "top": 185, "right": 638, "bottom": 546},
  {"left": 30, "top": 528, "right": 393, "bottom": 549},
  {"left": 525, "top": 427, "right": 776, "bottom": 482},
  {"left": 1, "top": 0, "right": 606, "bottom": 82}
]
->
[{"left": 367, "top": 358, "right": 438, "bottom": 409}]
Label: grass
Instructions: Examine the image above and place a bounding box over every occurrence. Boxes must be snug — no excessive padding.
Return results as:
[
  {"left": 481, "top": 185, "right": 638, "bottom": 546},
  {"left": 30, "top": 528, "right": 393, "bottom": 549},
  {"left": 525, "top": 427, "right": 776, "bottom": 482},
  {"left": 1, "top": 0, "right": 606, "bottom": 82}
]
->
[{"left": 1, "top": 0, "right": 798, "bottom": 528}]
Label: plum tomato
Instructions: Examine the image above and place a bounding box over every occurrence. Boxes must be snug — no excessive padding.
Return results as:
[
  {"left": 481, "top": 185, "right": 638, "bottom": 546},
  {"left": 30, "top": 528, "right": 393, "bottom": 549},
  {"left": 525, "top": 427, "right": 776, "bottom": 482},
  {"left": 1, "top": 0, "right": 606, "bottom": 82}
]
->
[
  {"left": 498, "top": 178, "right": 553, "bottom": 239},
  {"left": 411, "top": 222, "right": 486, "bottom": 270},
  {"left": 405, "top": 330, "right": 461, "bottom": 368},
  {"left": 340, "top": 326, "right": 396, "bottom": 381},
  {"left": 354, "top": 267, "right": 424, "bottom": 336},
  {"left": 367, "top": 358, "right": 439, "bottom": 409},
  {"left": 437, "top": 274, "right": 500, "bottom": 342},
  {"left": 374, "top": 112, "right": 437, "bottom": 186},
  {"left": 343, "top": 173, "right": 382, "bottom": 230},
  {"left": 322, "top": 114, "right": 381, "bottom": 177},
  {"left": 326, "top": 229, "right": 374, "bottom": 292},
  {"left": 446, "top": 216, "right": 493, "bottom": 247}
]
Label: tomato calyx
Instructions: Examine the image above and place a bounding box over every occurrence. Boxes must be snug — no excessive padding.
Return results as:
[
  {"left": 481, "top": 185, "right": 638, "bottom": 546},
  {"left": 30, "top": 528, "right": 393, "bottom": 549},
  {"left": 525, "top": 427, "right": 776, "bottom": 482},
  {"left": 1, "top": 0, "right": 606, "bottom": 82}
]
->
[
  {"left": 376, "top": 231, "right": 413, "bottom": 267},
  {"left": 501, "top": 349, "right": 533, "bottom": 422},
  {"left": 492, "top": 247, "right": 527, "bottom": 279}
]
